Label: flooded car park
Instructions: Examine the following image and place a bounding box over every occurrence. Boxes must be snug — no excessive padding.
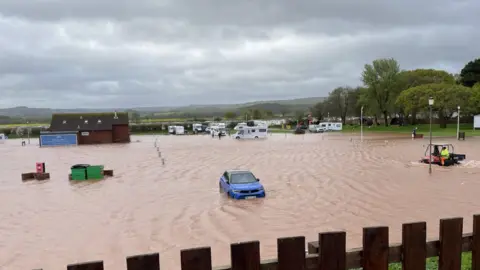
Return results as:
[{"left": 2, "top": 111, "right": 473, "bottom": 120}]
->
[{"left": 1, "top": 133, "right": 480, "bottom": 269}]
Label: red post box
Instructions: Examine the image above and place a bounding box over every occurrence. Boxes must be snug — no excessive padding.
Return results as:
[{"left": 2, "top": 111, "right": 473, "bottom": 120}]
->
[{"left": 36, "top": 162, "right": 45, "bottom": 173}]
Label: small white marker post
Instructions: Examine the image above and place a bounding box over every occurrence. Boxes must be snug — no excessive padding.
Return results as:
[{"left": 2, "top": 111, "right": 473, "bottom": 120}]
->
[{"left": 360, "top": 106, "right": 364, "bottom": 142}]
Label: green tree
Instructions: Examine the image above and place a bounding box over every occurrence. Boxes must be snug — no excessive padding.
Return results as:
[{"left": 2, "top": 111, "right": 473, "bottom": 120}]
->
[
  {"left": 294, "top": 110, "right": 305, "bottom": 122},
  {"left": 357, "top": 87, "right": 380, "bottom": 125},
  {"left": 252, "top": 109, "right": 263, "bottom": 119},
  {"left": 361, "top": 58, "right": 401, "bottom": 126},
  {"left": 396, "top": 69, "right": 455, "bottom": 124},
  {"left": 311, "top": 101, "right": 326, "bottom": 120},
  {"left": 460, "top": 58, "right": 480, "bottom": 87},
  {"left": 279, "top": 108, "right": 289, "bottom": 117},
  {"left": 263, "top": 110, "right": 274, "bottom": 119},
  {"left": 347, "top": 87, "right": 362, "bottom": 117},
  {"left": 224, "top": 111, "right": 237, "bottom": 120},
  {"left": 397, "top": 83, "right": 474, "bottom": 128},
  {"left": 326, "top": 86, "right": 354, "bottom": 124},
  {"left": 470, "top": 83, "right": 480, "bottom": 114}
]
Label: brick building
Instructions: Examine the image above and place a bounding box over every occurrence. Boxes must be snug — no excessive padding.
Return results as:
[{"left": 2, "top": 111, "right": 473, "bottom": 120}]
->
[{"left": 49, "top": 112, "right": 130, "bottom": 145}]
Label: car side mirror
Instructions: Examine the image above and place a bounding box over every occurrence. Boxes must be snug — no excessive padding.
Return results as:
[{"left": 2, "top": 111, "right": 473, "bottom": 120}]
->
[{"left": 256, "top": 178, "right": 260, "bottom": 181}]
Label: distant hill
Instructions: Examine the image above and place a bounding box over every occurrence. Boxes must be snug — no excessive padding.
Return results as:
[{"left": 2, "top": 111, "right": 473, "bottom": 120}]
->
[{"left": 0, "top": 96, "right": 326, "bottom": 119}]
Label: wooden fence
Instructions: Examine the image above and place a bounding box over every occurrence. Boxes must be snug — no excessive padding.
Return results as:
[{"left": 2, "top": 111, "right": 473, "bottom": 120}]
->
[{"left": 35, "top": 214, "right": 480, "bottom": 270}]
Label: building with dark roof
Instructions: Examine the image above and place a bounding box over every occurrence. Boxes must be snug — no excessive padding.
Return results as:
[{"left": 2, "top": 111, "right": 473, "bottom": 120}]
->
[{"left": 47, "top": 112, "right": 130, "bottom": 145}]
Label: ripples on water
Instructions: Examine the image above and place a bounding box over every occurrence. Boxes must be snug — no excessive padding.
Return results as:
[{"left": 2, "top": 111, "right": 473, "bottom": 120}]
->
[{"left": 1, "top": 133, "right": 480, "bottom": 269}]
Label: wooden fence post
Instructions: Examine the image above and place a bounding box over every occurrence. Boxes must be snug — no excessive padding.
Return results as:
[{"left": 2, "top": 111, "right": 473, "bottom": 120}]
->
[
  {"left": 363, "top": 226, "right": 389, "bottom": 270},
  {"left": 277, "top": 236, "right": 306, "bottom": 270},
  {"left": 180, "top": 247, "right": 212, "bottom": 270},
  {"left": 126, "top": 253, "right": 160, "bottom": 270},
  {"left": 318, "top": 231, "right": 346, "bottom": 270},
  {"left": 66, "top": 261, "right": 104, "bottom": 270},
  {"left": 473, "top": 215, "right": 480, "bottom": 270},
  {"left": 402, "top": 222, "right": 427, "bottom": 270},
  {"left": 439, "top": 217, "right": 463, "bottom": 270},
  {"left": 230, "top": 241, "right": 261, "bottom": 270}
]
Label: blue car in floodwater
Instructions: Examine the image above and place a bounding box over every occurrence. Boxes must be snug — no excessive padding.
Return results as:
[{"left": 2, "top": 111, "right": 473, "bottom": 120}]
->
[{"left": 219, "top": 170, "right": 266, "bottom": 199}]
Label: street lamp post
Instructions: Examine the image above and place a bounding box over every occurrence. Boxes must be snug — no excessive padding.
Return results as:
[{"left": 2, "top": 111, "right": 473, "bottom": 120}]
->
[
  {"left": 429, "top": 97, "right": 434, "bottom": 174},
  {"left": 457, "top": 106, "right": 460, "bottom": 140},
  {"left": 360, "top": 106, "right": 364, "bottom": 142}
]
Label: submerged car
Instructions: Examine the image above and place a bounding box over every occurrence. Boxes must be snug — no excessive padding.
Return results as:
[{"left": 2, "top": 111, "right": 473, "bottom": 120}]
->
[
  {"left": 420, "top": 143, "right": 466, "bottom": 166},
  {"left": 219, "top": 170, "right": 266, "bottom": 199},
  {"left": 293, "top": 127, "right": 306, "bottom": 134}
]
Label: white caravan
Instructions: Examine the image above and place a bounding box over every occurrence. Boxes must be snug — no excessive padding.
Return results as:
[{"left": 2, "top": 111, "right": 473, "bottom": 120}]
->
[
  {"left": 318, "top": 122, "right": 343, "bottom": 131},
  {"left": 168, "top": 126, "right": 175, "bottom": 134},
  {"left": 174, "top": 126, "right": 185, "bottom": 135},
  {"left": 233, "top": 126, "right": 268, "bottom": 139},
  {"left": 308, "top": 125, "right": 325, "bottom": 133}
]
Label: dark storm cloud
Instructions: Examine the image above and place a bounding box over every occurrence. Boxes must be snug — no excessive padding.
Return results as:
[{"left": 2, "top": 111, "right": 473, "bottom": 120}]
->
[{"left": 0, "top": 0, "right": 478, "bottom": 108}]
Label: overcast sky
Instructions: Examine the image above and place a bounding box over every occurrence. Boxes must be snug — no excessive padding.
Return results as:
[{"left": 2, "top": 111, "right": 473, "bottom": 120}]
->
[{"left": 0, "top": 0, "right": 479, "bottom": 108}]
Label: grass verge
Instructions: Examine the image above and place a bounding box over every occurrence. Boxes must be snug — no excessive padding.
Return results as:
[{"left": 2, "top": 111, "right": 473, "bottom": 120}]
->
[
  {"left": 343, "top": 124, "right": 477, "bottom": 137},
  {"left": 386, "top": 252, "right": 471, "bottom": 270}
]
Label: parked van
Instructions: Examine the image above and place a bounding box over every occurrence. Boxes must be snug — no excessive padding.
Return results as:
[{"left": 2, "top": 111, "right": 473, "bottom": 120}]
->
[
  {"left": 192, "top": 123, "right": 203, "bottom": 132},
  {"left": 318, "top": 122, "right": 343, "bottom": 131},
  {"left": 233, "top": 126, "right": 268, "bottom": 139},
  {"left": 168, "top": 126, "right": 175, "bottom": 134}
]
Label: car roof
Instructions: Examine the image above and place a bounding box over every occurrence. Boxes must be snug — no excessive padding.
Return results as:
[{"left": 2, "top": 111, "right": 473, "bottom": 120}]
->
[{"left": 226, "top": 169, "right": 252, "bottom": 174}]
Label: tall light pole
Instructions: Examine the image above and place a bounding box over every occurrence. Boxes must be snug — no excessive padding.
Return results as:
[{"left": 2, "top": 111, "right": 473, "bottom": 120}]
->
[
  {"left": 457, "top": 106, "right": 460, "bottom": 140},
  {"left": 360, "top": 106, "right": 364, "bottom": 142},
  {"left": 429, "top": 97, "right": 434, "bottom": 174}
]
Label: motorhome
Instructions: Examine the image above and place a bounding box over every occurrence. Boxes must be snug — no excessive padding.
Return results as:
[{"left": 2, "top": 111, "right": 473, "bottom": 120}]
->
[
  {"left": 208, "top": 123, "right": 226, "bottom": 136},
  {"left": 0, "top": 133, "right": 6, "bottom": 144},
  {"left": 174, "top": 126, "right": 185, "bottom": 135},
  {"left": 211, "top": 127, "right": 227, "bottom": 136},
  {"left": 168, "top": 126, "right": 175, "bottom": 134},
  {"left": 233, "top": 122, "right": 247, "bottom": 130},
  {"left": 192, "top": 123, "right": 203, "bottom": 132},
  {"left": 233, "top": 126, "right": 268, "bottom": 139},
  {"left": 318, "top": 122, "right": 343, "bottom": 131},
  {"left": 234, "top": 120, "right": 267, "bottom": 130}
]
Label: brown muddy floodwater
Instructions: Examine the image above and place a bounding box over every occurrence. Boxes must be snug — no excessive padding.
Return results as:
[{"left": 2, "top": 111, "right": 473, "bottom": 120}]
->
[{"left": 1, "top": 133, "right": 480, "bottom": 269}]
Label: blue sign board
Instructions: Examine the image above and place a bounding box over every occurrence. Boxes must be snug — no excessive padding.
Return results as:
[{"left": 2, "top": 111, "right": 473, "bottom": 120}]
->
[{"left": 40, "top": 134, "right": 77, "bottom": 147}]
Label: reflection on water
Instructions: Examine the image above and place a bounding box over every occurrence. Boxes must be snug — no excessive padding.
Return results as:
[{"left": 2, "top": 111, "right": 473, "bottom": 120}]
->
[{"left": 1, "top": 133, "right": 480, "bottom": 269}]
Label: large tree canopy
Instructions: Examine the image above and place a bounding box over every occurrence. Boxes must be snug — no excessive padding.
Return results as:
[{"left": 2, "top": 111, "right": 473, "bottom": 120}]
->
[
  {"left": 395, "top": 69, "right": 456, "bottom": 124},
  {"left": 361, "top": 58, "right": 401, "bottom": 126},
  {"left": 396, "top": 83, "right": 474, "bottom": 127},
  {"left": 324, "top": 86, "right": 355, "bottom": 125},
  {"left": 460, "top": 58, "right": 480, "bottom": 87}
]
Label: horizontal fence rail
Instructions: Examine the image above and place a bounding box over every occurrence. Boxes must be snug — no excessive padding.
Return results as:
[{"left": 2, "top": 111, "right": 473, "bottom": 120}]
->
[{"left": 34, "top": 214, "right": 480, "bottom": 270}]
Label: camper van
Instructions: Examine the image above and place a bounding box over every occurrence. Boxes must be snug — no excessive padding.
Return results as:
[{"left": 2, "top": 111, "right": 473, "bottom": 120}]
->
[
  {"left": 168, "top": 126, "right": 175, "bottom": 134},
  {"left": 318, "top": 122, "right": 343, "bottom": 131},
  {"left": 174, "top": 126, "right": 185, "bottom": 135},
  {"left": 233, "top": 126, "right": 268, "bottom": 140},
  {"left": 234, "top": 120, "right": 267, "bottom": 131},
  {"left": 192, "top": 123, "right": 203, "bottom": 133}
]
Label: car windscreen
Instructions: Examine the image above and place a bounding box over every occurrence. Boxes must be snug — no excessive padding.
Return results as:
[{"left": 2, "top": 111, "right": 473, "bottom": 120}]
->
[{"left": 230, "top": 172, "right": 257, "bottom": 184}]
